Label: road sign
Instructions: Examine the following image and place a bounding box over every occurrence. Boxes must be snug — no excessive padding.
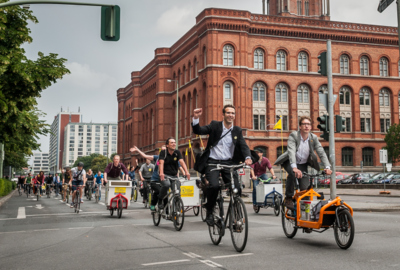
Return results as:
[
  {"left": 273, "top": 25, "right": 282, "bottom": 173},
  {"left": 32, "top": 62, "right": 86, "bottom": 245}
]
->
[
  {"left": 386, "top": 163, "right": 392, "bottom": 172},
  {"left": 378, "top": 0, "right": 395, "bottom": 13},
  {"left": 379, "top": 149, "right": 388, "bottom": 164},
  {"left": 318, "top": 93, "right": 337, "bottom": 111}
]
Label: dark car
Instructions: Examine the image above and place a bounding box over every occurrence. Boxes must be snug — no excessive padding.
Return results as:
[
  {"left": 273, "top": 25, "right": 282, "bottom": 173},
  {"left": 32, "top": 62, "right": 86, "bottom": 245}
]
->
[
  {"left": 361, "top": 173, "right": 390, "bottom": 184},
  {"left": 351, "top": 173, "right": 372, "bottom": 184},
  {"left": 390, "top": 174, "right": 400, "bottom": 184},
  {"left": 377, "top": 173, "right": 400, "bottom": 184}
]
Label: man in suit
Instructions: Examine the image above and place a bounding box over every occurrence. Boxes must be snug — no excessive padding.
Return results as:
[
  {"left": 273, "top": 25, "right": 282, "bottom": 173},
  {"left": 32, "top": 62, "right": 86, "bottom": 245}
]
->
[
  {"left": 274, "top": 116, "right": 332, "bottom": 209},
  {"left": 192, "top": 105, "right": 253, "bottom": 225}
]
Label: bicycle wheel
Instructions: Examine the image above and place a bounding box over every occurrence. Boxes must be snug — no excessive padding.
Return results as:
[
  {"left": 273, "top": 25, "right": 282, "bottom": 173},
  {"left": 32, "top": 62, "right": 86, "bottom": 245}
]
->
[
  {"left": 334, "top": 210, "right": 355, "bottom": 249},
  {"left": 200, "top": 195, "right": 207, "bottom": 221},
  {"left": 193, "top": 206, "right": 200, "bottom": 216},
  {"left": 172, "top": 197, "right": 185, "bottom": 231},
  {"left": 66, "top": 191, "right": 69, "bottom": 204},
  {"left": 153, "top": 208, "right": 161, "bottom": 226},
  {"left": 133, "top": 188, "right": 138, "bottom": 202},
  {"left": 95, "top": 190, "right": 99, "bottom": 203},
  {"left": 88, "top": 189, "right": 92, "bottom": 201},
  {"left": 208, "top": 198, "right": 224, "bottom": 245},
  {"left": 229, "top": 197, "right": 248, "bottom": 252},
  {"left": 37, "top": 192, "right": 39, "bottom": 201},
  {"left": 117, "top": 199, "right": 123, "bottom": 218},
  {"left": 274, "top": 196, "right": 280, "bottom": 216},
  {"left": 253, "top": 206, "right": 260, "bottom": 213},
  {"left": 148, "top": 192, "right": 152, "bottom": 209},
  {"left": 281, "top": 200, "right": 297, "bottom": 238}
]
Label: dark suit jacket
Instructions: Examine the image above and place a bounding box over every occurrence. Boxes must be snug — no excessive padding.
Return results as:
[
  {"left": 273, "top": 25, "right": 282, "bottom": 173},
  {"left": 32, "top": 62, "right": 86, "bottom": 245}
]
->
[{"left": 192, "top": 120, "right": 254, "bottom": 173}]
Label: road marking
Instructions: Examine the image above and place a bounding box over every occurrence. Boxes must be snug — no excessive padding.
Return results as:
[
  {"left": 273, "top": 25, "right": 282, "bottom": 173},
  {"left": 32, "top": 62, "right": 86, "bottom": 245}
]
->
[
  {"left": 212, "top": 253, "right": 253, "bottom": 259},
  {"left": 59, "top": 200, "right": 64, "bottom": 203},
  {"left": 199, "top": 260, "right": 222, "bottom": 268},
  {"left": 142, "top": 259, "right": 190, "bottom": 266},
  {"left": 17, "top": 207, "right": 26, "bottom": 219},
  {"left": 183, "top": 252, "right": 202, "bottom": 258},
  {"left": 0, "top": 231, "right": 26, "bottom": 234},
  {"left": 102, "top": 225, "right": 124, "bottom": 228},
  {"left": 33, "top": 229, "right": 60, "bottom": 232},
  {"left": 99, "top": 202, "right": 105, "bottom": 205},
  {"left": 35, "top": 204, "right": 44, "bottom": 210},
  {"left": 68, "top": 227, "right": 94, "bottom": 230}
]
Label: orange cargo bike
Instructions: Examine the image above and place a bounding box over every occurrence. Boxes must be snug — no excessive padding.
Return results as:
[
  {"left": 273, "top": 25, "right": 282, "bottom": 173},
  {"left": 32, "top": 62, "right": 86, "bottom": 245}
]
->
[{"left": 281, "top": 172, "right": 355, "bottom": 249}]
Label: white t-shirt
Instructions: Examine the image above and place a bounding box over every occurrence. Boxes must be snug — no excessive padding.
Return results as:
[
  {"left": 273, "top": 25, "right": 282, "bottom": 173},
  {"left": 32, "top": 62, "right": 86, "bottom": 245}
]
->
[{"left": 71, "top": 167, "right": 86, "bottom": 181}]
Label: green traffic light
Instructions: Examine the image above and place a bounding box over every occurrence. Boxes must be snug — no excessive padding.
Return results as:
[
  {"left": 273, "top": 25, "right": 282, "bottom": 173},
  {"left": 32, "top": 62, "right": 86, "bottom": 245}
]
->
[
  {"left": 335, "top": 115, "right": 346, "bottom": 133},
  {"left": 101, "top": 5, "right": 120, "bottom": 41},
  {"left": 318, "top": 52, "right": 327, "bottom": 76},
  {"left": 317, "top": 115, "right": 329, "bottom": 141}
]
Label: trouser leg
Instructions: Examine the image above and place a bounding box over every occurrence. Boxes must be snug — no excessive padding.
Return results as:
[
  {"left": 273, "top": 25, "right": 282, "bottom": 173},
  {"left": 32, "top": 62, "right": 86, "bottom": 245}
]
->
[
  {"left": 252, "top": 179, "right": 259, "bottom": 205},
  {"left": 159, "top": 179, "right": 171, "bottom": 204},
  {"left": 150, "top": 182, "right": 160, "bottom": 206},
  {"left": 283, "top": 161, "right": 309, "bottom": 197}
]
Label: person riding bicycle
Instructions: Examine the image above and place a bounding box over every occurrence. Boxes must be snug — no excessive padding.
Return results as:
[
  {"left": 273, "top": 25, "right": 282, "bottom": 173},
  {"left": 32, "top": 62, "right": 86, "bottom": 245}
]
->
[
  {"left": 94, "top": 171, "right": 103, "bottom": 201},
  {"left": 25, "top": 173, "right": 32, "bottom": 195},
  {"left": 192, "top": 105, "right": 253, "bottom": 226},
  {"left": 62, "top": 168, "right": 72, "bottom": 202},
  {"left": 35, "top": 171, "right": 45, "bottom": 196},
  {"left": 70, "top": 162, "right": 86, "bottom": 207},
  {"left": 158, "top": 137, "right": 190, "bottom": 210},
  {"left": 17, "top": 175, "right": 25, "bottom": 192},
  {"left": 250, "top": 149, "right": 276, "bottom": 210},
  {"left": 139, "top": 159, "right": 155, "bottom": 204},
  {"left": 53, "top": 173, "right": 60, "bottom": 197},
  {"left": 128, "top": 162, "right": 138, "bottom": 187},
  {"left": 104, "top": 155, "right": 129, "bottom": 182},
  {"left": 85, "top": 169, "right": 95, "bottom": 198},
  {"left": 274, "top": 116, "right": 332, "bottom": 210},
  {"left": 45, "top": 173, "right": 53, "bottom": 195}
]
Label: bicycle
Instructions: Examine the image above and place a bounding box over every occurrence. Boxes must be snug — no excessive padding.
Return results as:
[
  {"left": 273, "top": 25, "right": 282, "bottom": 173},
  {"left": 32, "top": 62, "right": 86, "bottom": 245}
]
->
[
  {"left": 86, "top": 181, "right": 94, "bottom": 200},
  {"left": 131, "top": 181, "right": 138, "bottom": 202},
  {"left": 94, "top": 183, "right": 101, "bottom": 203},
  {"left": 26, "top": 184, "right": 32, "bottom": 198},
  {"left": 152, "top": 176, "right": 185, "bottom": 231},
  {"left": 62, "top": 184, "right": 70, "bottom": 203},
  {"left": 34, "top": 184, "right": 41, "bottom": 201},
  {"left": 18, "top": 184, "right": 22, "bottom": 196},
  {"left": 46, "top": 183, "right": 53, "bottom": 198},
  {"left": 142, "top": 179, "right": 151, "bottom": 208},
  {"left": 281, "top": 171, "right": 355, "bottom": 249},
  {"left": 207, "top": 163, "right": 249, "bottom": 252},
  {"left": 72, "top": 185, "right": 82, "bottom": 214},
  {"left": 253, "top": 177, "right": 282, "bottom": 216}
]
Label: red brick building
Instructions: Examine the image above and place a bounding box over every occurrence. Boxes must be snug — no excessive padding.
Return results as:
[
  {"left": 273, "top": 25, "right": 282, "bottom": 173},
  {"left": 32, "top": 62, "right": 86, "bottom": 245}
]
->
[{"left": 117, "top": 2, "right": 400, "bottom": 173}]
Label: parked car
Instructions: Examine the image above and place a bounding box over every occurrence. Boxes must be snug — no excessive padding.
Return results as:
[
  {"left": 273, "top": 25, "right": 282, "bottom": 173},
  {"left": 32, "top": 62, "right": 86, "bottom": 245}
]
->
[
  {"left": 323, "top": 174, "right": 350, "bottom": 185},
  {"left": 374, "top": 173, "right": 395, "bottom": 184},
  {"left": 391, "top": 174, "right": 400, "bottom": 184},
  {"left": 361, "top": 173, "right": 390, "bottom": 184},
  {"left": 338, "top": 175, "right": 353, "bottom": 184},
  {"left": 351, "top": 173, "right": 372, "bottom": 184},
  {"left": 377, "top": 173, "right": 400, "bottom": 184},
  {"left": 11, "top": 178, "right": 18, "bottom": 182}
]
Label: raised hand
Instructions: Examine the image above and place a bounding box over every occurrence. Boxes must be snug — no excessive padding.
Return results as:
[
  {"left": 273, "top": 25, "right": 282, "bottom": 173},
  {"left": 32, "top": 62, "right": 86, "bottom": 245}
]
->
[
  {"left": 193, "top": 108, "right": 202, "bottom": 119},
  {"left": 129, "top": 146, "right": 138, "bottom": 153}
]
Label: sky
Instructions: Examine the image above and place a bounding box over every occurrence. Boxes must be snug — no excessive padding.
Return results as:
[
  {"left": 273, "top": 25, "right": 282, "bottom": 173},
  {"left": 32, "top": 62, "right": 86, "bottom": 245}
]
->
[{"left": 22, "top": 0, "right": 398, "bottom": 157}]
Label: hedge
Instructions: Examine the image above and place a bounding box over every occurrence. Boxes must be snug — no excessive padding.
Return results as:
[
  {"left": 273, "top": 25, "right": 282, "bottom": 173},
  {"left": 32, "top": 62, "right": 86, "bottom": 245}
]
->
[{"left": 0, "top": 179, "right": 16, "bottom": 197}]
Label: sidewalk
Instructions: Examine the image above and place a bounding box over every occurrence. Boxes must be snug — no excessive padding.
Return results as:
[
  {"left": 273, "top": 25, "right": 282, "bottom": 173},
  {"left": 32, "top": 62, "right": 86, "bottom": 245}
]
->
[{"left": 241, "top": 188, "right": 400, "bottom": 212}]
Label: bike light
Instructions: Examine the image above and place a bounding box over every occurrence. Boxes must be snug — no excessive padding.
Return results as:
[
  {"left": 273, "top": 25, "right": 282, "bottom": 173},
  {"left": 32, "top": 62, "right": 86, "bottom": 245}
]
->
[
  {"left": 175, "top": 189, "right": 180, "bottom": 194},
  {"left": 233, "top": 188, "right": 238, "bottom": 194}
]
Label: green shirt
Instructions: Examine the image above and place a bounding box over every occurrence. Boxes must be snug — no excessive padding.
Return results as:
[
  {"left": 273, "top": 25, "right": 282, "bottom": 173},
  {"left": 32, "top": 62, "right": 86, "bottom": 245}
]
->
[{"left": 26, "top": 177, "right": 32, "bottom": 184}]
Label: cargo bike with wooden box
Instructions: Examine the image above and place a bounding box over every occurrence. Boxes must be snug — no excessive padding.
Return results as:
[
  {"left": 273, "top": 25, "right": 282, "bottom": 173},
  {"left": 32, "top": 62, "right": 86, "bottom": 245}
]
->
[
  {"left": 254, "top": 178, "right": 283, "bottom": 216},
  {"left": 281, "top": 172, "right": 355, "bottom": 249},
  {"left": 105, "top": 180, "right": 132, "bottom": 218},
  {"left": 180, "top": 178, "right": 201, "bottom": 216}
]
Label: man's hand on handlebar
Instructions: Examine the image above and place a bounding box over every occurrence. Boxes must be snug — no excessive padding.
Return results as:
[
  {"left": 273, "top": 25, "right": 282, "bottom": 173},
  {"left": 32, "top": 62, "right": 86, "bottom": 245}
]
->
[
  {"left": 324, "top": 168, "right": 332, "bottom": 175},
  {"left": 293, "top": 168, "right": 302, "bottom": 179},
  {"left": 160, "top": 173, "right": 165, "bottom": 181},
  {"left": 186, "top": 173, "right": 190, "bottom": 180}
]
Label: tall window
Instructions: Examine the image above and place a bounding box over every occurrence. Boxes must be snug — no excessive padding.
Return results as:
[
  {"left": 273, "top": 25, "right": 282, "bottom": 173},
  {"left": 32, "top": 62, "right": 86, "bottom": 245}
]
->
[
  {"left": 188, "top": 62, "right": 192, "bottom": 80},
  {"left": 359, "top": 88, "right": 370, "bottom": 106},
  {"left": 253, "top": 82, "right": 266, "bottom": 131},
  {"left": 340, "top": 55, "right": 350, "bottom": 74},
  {"left": 276, "top": 83, "right": 288, "bottom": 103},
  {"left": 253, "top": 114, "right": 266, "bottom": 130},
  {"left": 379, "top": 88, "right": 390, "bottom": 107},
  {"left": 380, "top": 57, "right": 389, "bottom": 76},
  {"left": 183, "top": 66, "right": 186, "bottom": 84},
  {"left": 297, "top": 0, "right": 302, "bottom": 15},
  {"left": 224, "top": 82, "right": 233, "bottom": 105},
  {"left": 203, "top": 47, "right": 207, "bottom": 68},
  {"left": 253, "top": 82, "right": 266, "bottom": 102},
  {"left": 339, "top": 87, "right": 351, "bottom": 105},
  {"left": 360, "top": 118, "right": 371, "bottom": 132},
  {"left": 305, "top": 0, "right": 309, "bottom": 16},
  {"left": 194, "top": 58, "right": 198, "bottom": 77},
  {"left": 297, "top": 84, "right": 309, "bottom": 103},
  {"left": 254, "top": 49, "right": 264, "bottom": 69},
  {"left": 223, "top": 45, "right": 234, "bottom": 66},
  {"left": 360, "top": 56, "right": 369, "bottom": 75},
  {"left": 380, "top": 118, "right": 390, "bottom": 132},
  {"left": 298, "top": 52, "right": 308, "bottom": 72},
  {"left": 362, "top": 148, "right": 373, "bottom": 166},
  {"left": 276, "top": 50, "right": 287, "bottom": 71},
  {"left": 344, "top": 117, "right": 351, "bottom": 132},
  {"left": 342, "top": 147, "right": 353, "bottom": 166}
]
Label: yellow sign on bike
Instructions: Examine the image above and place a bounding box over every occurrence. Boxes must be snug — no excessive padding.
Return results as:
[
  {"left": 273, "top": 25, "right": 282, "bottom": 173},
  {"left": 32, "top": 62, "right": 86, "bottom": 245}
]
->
[
  {"left": 180, "top": 186, "right": 194, "bottom": 197},
  {"left": 114, "top": 187, "right": 126, "bottom": 194}
]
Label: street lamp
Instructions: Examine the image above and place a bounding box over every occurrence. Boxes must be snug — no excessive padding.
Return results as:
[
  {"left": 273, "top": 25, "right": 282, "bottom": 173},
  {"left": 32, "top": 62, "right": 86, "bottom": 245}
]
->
[{"left": 167, "top": 79, "right": 179, "bottom": 149}]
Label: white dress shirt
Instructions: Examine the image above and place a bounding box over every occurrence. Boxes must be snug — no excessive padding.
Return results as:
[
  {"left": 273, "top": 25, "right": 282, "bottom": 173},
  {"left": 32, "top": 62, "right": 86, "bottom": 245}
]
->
[{"left": 291, "top": 134, "right": 330, "bottom": 170}]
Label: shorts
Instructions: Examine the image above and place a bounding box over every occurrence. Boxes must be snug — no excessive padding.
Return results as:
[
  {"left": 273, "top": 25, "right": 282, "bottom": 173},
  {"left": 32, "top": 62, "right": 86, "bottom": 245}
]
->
[{"left": 71, "top": 180, "right": 83, "bottom": 191}]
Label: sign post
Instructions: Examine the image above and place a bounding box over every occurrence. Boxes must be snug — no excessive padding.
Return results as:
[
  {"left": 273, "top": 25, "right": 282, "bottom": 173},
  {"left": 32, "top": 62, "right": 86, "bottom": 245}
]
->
[{"left": 379, "top": 149, "right": 391, "bottom": 194}]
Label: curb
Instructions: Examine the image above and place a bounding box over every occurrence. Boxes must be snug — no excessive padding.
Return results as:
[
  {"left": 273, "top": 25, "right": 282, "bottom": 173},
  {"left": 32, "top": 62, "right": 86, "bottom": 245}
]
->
[{"left": 0, "top": 190, "right": 17, "bottom": 208}]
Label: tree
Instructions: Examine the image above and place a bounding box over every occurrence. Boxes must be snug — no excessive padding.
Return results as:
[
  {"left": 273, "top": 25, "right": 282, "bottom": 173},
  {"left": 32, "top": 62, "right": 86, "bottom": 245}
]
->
[
  {"left": 91, "top": 155, "right": 108, "bottom": 172},
  {"left": 0, "top": 4, "right": 70, "bottom": 169},
  {"left": 384, "top": 123, "right": 400, "bottom": 163},
  {"left": 73, "top": 153, "right": 101, "bottom": 171}
]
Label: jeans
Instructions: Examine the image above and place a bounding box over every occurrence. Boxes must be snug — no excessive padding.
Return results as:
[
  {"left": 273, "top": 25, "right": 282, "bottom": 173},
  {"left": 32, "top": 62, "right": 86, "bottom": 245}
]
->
[{"left": 252, "top": 173, "right": 268, "bottom": 205}]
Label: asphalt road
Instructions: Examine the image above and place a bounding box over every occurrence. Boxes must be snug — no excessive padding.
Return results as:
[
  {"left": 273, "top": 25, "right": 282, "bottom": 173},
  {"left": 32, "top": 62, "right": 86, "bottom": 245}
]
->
[{"left": 0, "top": 191, "right": 399, "bottom": 270}]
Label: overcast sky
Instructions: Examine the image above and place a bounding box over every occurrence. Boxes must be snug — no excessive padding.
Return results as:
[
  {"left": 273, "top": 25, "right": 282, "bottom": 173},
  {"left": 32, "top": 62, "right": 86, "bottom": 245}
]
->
[{"left": 24, "top": 0, "right": 398, "bottom": 157}]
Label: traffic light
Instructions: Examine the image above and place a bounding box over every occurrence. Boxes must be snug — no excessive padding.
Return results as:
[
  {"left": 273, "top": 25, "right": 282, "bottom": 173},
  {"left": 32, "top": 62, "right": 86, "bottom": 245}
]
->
[
  {"left": 101, "top": 5, "right": 120, "bottom": 41},
  {"left": 318, "top": 52, "right": 327, "bottom": 76},
  {"left": 317, "top": 115, "right": 329, "bottom": 141},
  {"left": 335, "top": 115, "right": 346, "bottom": 133}
]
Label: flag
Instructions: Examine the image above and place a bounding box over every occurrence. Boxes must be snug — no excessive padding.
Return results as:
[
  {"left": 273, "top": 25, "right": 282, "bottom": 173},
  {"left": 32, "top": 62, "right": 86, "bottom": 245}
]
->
[
  {"left": 273, "top": 116, "right": 282, "bottom": 130},
  {"left": 188, "top": 140, "right": 192, "bottom": 149},
  {"left": 185, "top": 148, "right": 188, "bottom": 156},
  {"left": 159, "top": 148, "right": 161, "bottom": 153}
]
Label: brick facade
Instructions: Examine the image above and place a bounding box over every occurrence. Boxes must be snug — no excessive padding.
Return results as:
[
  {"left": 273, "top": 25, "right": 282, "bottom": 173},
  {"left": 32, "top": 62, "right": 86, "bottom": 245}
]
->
[{"left": 116, "top": 7, "right": 400, "bottom": 173}]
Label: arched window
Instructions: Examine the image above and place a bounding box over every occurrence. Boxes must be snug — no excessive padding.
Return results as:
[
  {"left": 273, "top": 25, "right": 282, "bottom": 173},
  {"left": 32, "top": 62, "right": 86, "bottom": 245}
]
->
[
  {"left": 298, "top": 52, "right": 308, "bottom": 72},
  {"left": 194, "top": 58, "right": 198, "bottom": 77},
  {"left": 380, "top": 57, "right": 389, "bottom": 76},
  {"left": 276, "top": 83, "right": 288, "bottom": 103},
  {"left": 188, "top": 62, "right": 192, "bottom": 80},
  {"left": 379, "top": 88, "right": 390, "bottom": 107},
  {"left": 297, "top": 84, "right": 309, "bottom": 103},
  {"left": 342, "top": 147, "right": 353, "bottom": 166},
  {"left": 254, "top": 49, "right": 264, "bottom": 69},
  {"left": 253, "top": 82, "right": 266, "bottom": 131},
  {"left": 276, "top": 50, "right": 286, "bottom": 71},
  {"left": 360, "top": 56, "right": 369, "bottom": 76},
  {"left": 183, "top": 66, "right": 186, "bottom": 85},
  {"left": 340, "top": 55, "right": 350, "bottom": 74},
  {"left": 177, "top": 69, "right": 181, "bottom": 87},
  {"left": 362, "top": 147, "right": 374, "bottom": 166},
  {"left": 224, "top": 81, "right": 233, "bottom": 105},
  {"left": 297, "top": 0, "right": 302, "bottom": 14},
  {"left": 339, "top": 87, "right": 351, "bottom": 105},
  {"left": 253, "top": 82, "right": 266, "bottom": 102},
  {"left": 359, "top": 87, "right": 370, "bottom": 106},
  {"left": 203, "top": 47, "right": 207, "bottom": 68},
  {"left": 223, "top": 45, "right": 234, "bottom": 66}
]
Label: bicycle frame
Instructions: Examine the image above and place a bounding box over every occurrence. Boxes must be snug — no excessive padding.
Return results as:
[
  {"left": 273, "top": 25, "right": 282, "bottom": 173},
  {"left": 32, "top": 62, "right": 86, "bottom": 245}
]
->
[{"left": 159, "top": 177, "right": 180, "bottom": 219}]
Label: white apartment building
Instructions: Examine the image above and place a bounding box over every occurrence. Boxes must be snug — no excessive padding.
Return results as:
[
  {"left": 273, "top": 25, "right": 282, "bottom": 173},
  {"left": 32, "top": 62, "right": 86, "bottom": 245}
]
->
[
  {"left": 32, "top": 152, "right": 49, "bottom": 175},
  {"left": 62, "top": 122, "right": 118, "bottom": 168}
]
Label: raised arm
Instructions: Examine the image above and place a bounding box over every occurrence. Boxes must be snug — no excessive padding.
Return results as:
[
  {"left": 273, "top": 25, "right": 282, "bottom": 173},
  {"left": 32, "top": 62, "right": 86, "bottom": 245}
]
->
[
  {"left": 130, "top": 146, "right": 155, "bottom": 161},
  {"left": 192, "top": 108, "right": 213, "bottom": 135}
]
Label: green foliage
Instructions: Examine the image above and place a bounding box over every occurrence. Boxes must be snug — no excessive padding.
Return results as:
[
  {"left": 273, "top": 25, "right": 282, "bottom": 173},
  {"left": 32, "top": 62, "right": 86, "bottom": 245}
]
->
[
  {"left": 0, "top": 3, "right": 70, "bottom": 170},
  {"left": 384, "top": 123, "right": 400, "bottom": 163},
  {"left": 0, "top": 178, "right": 15, "bottom": 196},
  {"left": 73, "top": 153, "right": 101, "bottom": 171},
  {"left": 91, "top": 155, "right": 108, "bottom": 172}
]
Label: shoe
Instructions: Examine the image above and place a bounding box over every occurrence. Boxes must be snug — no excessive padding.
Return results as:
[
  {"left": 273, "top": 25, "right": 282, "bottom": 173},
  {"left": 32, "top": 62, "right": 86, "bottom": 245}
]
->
[
  {"left": 158, "top": 201, "right": 164, "bottom": 210},
  {"left": 80, "top": 199, "right": 83, "bottom": 203},
  {"left": 304, "top": 228, "right": 312, "bottom": 233},
  {"left": 70, "top": 203, "right": 73, "bottom": 208},
  {"left": 142, "top": 200, "right": 146, "bottom": 204},
  {"left": 150, "top": 205, "right": 155, "bottom": 212},
  {"left": 205, "top": 210, "right": 214, "bottom": 226},
  {"left": 285, "top": 198, "right": 294, "bottom": 210}
]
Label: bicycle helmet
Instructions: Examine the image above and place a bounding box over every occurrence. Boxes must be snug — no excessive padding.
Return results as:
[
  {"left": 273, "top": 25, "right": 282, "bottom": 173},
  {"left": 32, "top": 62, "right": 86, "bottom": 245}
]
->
[{"left": 78, "top": 162, "right": 84, "bottom": 167}]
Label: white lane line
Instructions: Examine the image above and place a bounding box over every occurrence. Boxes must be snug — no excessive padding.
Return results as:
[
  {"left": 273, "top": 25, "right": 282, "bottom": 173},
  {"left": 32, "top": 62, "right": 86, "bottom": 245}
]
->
[
  {"left": 59, "top": 200, "right": 64, "bottom": 203},
  {"left": 199, "top": 260, "right": 222, "bottom": 268},
  {"left": 99, "top": 202, "right": 105, "bottom": 205},
  {"left": 17, "top": 207, "right": 26, "bottom": 219},
  {"left": 211, "top": 253, "right": 253, "bottom": 259},
  {"left": 102, "top": 225, "right": 124, "bottom": 228},
  {"left": 68, "top": 227, "right": 94, "bottom": 230},
  {"left": 142, "top": 259, "right": 190, "bottom": 266},
  {"left": 33, "top": 229, "right": 60, "bottom": 232},
  {"left": 183, "top": 252, "right": 202, "bottom": 258},
  {"left": 0, "top": 231, "right": 27, "bottom": 234}
]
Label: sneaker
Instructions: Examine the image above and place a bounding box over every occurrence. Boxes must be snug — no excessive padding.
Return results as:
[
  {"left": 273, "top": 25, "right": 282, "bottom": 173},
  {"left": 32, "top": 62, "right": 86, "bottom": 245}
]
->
[
  {"left": 205, "top": 210, "right": 214, "bottom": 226},
  {"left": 70, "top": 203, "right": 73, "bottom": 208},
  {"left": 285, "top": 198, "right": 294, "bottom": 210},
  {"left": 80, "top": 199, "right": 83, "bottom": 203},
  {"left": 158, "top": 201, "right": 164, "bottom": 210},
  {"left": 150, "top": 205, "right": 155, "bottom": 212}
]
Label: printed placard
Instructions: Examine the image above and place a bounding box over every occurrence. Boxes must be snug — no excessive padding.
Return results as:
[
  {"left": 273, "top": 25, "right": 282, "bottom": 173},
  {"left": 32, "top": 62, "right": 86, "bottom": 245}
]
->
[{"left": 180, "top": 186, "right": 194, "bottom": 197}]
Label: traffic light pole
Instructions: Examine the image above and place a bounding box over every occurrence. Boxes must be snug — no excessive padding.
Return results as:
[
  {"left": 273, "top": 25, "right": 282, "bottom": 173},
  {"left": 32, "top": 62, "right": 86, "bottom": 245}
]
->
[{"left": 327, "top": 40, "right": 336, "bottom": 199}]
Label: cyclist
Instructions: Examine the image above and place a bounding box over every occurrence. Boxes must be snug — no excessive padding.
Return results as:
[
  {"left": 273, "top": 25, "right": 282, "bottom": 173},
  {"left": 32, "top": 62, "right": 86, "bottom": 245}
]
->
[
  {"left": 62, "top": 168, "right": 72, "bottom": 202},
  {"left": 53, "top": 173, "right": 60, "bottom": 197},
  {"left": 94, "top": 171, "right": 103, "bottom": 201},
  {"left": 104, "top": 155, "right": 129, "bottom": 182},
  {"left": 17, "top": 175, "right": 25, "bottom": 193},
  {"left": 191, "top": 105, "right": 253, "bottom": 226},
  {"left": 35, "top": 171, "right": 45, "bottom": 196},
  {"left": 85, "top": 169, "right": 95, "bottom": 198},
  {"left": 128, "top": 163, "right": 137, "bottom": 186},
  {"left": 45, "top": 173, "right": 53, "bottom": 195},
  {"left": 25, "top": 173, "right": 32, "bottom": 195},
  {"left": 70, "top": 162, "right": 86, "bottom": 207},
  {"left": 139, "top": 159, "right": 155, "bottom": 204}
]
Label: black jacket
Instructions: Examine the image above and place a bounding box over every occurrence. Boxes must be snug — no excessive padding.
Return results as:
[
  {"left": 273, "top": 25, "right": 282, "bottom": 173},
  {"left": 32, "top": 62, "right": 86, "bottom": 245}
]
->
[{"left": 192, "top": 120, "right": 254, "bottom": 173}]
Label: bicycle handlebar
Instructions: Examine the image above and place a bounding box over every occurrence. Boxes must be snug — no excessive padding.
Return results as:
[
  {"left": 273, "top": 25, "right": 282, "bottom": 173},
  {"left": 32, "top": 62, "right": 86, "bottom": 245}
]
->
[
  {"left": 209, "top": 163, "right": 249, "bottom": 171},
  {"left": 302, "top": 171, "right": 326, "bottom": 178}
]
